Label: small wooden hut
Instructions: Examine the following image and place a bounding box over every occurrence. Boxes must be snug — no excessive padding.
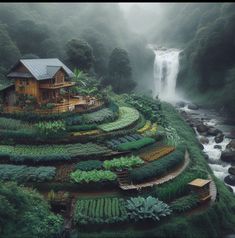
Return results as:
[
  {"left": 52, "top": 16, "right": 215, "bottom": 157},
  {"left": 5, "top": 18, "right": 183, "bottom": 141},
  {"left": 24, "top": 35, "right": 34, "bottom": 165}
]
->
[{"left": 188, "top": 178, "right": 212, "bottom": 202}]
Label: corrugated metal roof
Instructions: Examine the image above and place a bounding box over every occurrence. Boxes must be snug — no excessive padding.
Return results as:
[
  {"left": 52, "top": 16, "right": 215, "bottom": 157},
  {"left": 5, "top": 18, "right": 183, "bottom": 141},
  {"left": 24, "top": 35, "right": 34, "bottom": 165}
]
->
[{"left": 8, "top": 58, "right": 75, "bottom": 80}]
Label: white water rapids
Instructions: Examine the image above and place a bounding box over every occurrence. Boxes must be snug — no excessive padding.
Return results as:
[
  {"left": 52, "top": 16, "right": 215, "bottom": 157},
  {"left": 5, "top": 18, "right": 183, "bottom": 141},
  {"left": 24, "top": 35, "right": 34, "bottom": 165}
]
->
[{"left": 151, "top": 46, "right": 235, "bottom": 194}]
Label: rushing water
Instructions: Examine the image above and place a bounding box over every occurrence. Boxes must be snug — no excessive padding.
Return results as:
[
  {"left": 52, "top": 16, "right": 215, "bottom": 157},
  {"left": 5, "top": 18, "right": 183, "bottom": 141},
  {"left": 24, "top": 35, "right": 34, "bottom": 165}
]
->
[
  {"left": 153, "top": 48, "right": 181, "bottom": 102},
  {"left": 151, "top": 46, "right": 235, "bottom": 194},
  {"left": 179, "top": 105, "right": 235, "bottom": 194}
]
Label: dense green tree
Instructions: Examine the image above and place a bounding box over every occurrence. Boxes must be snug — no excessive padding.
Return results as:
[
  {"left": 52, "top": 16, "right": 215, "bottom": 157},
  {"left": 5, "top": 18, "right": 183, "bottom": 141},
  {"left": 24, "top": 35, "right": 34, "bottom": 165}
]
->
[
  {"left": 10, "top": 20, "right": 49, "bottom": 56},
  {"left": 104, "top": 48, "right": 136, "bottom": 93},
  {"left": 66, "top": 38, "right": 94, "bottom": 72},
  {"left": 0, "top": 182, "right": 63, "bottom": 238},
  {"left": 0, "top": 24, "right": 20, "bottom": 69}
]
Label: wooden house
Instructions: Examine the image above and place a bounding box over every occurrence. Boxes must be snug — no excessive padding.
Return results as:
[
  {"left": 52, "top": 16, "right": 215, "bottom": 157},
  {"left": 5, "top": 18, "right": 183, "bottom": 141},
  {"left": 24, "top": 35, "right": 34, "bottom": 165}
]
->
[
  {"left": 188, "top": 178, "right": 212, "bottom": 202},
  {"left": 7, "top": 58, "right": 75, "bottom": 105}
]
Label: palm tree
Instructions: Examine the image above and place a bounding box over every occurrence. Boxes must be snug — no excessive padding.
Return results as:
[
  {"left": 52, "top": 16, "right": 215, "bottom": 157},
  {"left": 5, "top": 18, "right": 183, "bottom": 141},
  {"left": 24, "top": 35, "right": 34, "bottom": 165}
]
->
[{"left": 73, "top": 68, "right": 88, "bottom": 87}]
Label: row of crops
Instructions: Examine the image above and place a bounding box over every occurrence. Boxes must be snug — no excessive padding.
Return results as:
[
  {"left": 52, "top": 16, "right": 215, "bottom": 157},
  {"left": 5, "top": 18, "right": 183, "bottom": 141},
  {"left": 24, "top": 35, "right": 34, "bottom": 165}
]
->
[
  {"left": 0, "top": 164, "right": 56, "bottom": 182},
  {"left": 98, "top": 107, "right": 140, "bottom": 132},
  {"left": 74, "top": 195, "right": 194, "bottom": 226},
  {"left": 105, "top": 134, "right": 155, "bottom": 151},
  {"left": 74, "top": 197, "right": 128, "bottom": 224},
  {"left": 0, "top": 143, "right": 112, "bottom": 162}
]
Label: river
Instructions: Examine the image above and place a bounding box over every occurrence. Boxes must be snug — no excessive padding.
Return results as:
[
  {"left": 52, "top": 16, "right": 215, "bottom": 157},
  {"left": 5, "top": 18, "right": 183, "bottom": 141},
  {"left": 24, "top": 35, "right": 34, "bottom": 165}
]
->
[{"left": 151, "top": 46, "right": 235, "bottom": 194}]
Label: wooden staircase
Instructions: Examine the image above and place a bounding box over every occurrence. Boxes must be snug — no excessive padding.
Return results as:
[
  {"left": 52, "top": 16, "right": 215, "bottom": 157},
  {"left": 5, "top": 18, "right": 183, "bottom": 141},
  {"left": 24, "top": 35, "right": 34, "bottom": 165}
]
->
[{"left": 116, "top": 170, "right": 132, "bottom": 188}]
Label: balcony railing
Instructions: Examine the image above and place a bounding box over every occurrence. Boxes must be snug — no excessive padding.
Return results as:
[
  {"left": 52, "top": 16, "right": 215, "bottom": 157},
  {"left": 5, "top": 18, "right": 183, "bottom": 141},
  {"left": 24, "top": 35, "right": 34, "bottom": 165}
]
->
[{"left": 39, "top": 81, "right": 75, "bottom": 89}]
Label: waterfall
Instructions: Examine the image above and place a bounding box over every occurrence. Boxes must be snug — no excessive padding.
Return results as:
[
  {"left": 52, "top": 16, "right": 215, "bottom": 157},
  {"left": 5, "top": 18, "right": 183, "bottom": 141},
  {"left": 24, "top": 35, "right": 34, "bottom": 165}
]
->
[{"left": 153, "top": 48, "right": 181, "bottom": 102}]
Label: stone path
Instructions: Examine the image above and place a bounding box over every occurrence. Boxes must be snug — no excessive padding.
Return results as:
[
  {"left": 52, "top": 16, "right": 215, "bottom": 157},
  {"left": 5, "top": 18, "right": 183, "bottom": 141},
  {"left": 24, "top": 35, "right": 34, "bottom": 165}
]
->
[{"left": 119, "top": 150, "right": 190, "bottom": 190}]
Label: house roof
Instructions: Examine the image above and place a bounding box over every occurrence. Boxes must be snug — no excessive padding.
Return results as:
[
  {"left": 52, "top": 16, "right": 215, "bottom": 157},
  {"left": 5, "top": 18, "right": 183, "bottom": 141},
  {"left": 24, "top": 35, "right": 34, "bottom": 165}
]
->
[
  {"left": 7, "top": 58, "right": 75, "bottom": 80},
  {"left": 0, "top": 82, "right": 14, "bottom": 92},
  {"left": 188, "top": 178, "right": 211, "bottom": 188}
]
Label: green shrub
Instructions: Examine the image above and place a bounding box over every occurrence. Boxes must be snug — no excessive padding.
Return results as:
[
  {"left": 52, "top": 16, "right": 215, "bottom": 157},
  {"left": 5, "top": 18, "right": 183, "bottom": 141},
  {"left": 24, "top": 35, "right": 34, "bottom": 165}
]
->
[
  {"left": 154, "top": 168, "right": 208, "bottom": 202},
  {"left": 0, "top": 117, "right": 30, "bottom": 130},
  {"left": 103, "top": 156, "right": 144, "bottom": 170},
  {"left": 117, "top": 137, "right": 155, "bottom": 151},
  {"left": 130, "top": 145, "right": 185, "bottom": 184},
  {"left": 0, "top": 164, "right": 56, "bottom": 183},
  {"left": 75, "top": 160, "right": 103, "bottom": 171},
  {"left": 70, "top": 169, "right": 117, "bottom": 183},
  {"left": 65, "top": 115, "right": 83, "bottom": 126},
  {"left": 0, "top": 128, "right": 36, "bottom": 140},
  {"left": 67, "top": 124, "right": 97, "bottom": 132},
  {"left": 125, "top": 196, "right": 172, "bottom": 222},
  {"left": 170, "top": 194, "right": 200, "bottom": 214}
]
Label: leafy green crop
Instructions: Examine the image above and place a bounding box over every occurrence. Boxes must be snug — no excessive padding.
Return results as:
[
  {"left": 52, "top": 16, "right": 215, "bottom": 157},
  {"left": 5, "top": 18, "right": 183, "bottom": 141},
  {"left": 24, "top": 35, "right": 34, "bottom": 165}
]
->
[
  {"left": 103, "top": 156, "right": 144, "bottom": 170},
  {"left": 125, "top": 196, "right": 172, "bottom": 221},
  {"left": 99, "top": 107, "right": 139, "bottom": 132},
  {"left": 0, "top": 164, "right": 56, "bottom": 182},
  {"left": 117, "top": 137, "right": 155, "bottom": 151},
  {"left": 75, "top": 160, "right": 103, "bottom": 171},
  {"left": 70, "top": 169, "right": 117, "bottom": 183},
  {"left": 0, "top": 143, "right": 112, "bottom": 162}
]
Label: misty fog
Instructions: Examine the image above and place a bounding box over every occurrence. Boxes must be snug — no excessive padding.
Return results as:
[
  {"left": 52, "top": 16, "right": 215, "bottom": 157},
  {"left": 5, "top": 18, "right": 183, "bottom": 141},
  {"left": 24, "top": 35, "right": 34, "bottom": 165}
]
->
[{"left": 0, "top": 3, "right": 235, "bottom": 115}]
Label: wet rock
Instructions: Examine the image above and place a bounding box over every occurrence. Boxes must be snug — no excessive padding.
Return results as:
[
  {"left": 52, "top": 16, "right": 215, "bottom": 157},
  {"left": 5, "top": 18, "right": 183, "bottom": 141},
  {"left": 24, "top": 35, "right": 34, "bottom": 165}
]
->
[
  {"left": 176, "top": 101, "right": 186, "bottom": 108},
  {"left": 228, "top": 166, "right": 235, "bottom": 176},
  {"left": 196, "top": 124, "right": 209, "bottom": 133},
  {"left": 224, "top": 175, "right": 235, "bottom": 186},
  {"left": 227, "top": 130, "right": 235, "bottom": 139},
  {"left": 226, "top": 139, "right": 235, "bottom": 150},
  {"left": 215, "top": 133, "right": 224, "bottom": 143},
  {"left": 197, "top": 142, "right": 204, "bottom": 150},
  {"left": 188, "top": 103, "right": 199, "bottom": 110},
  {"left": 221, "top": 151, "right": 235, "bottom": 162},
  {"left": 203, "top": 153, "right": 209, "bottom": 160},
  {"left": 199, "top": 136, "right": 209, "bottom": 144},
  {"left": 207, "top": 127, "right": 222, "bottom": 136},
  {"left": 214, "top": 145, "right": 222, "bottom": 149}
]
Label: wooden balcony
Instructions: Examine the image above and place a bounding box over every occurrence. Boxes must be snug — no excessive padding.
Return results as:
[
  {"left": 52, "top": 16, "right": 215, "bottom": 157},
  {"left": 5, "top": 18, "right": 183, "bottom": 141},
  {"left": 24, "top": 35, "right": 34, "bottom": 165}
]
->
[
  {"left": 3, "top": 97, "right": 103, "bottom": 115},
  {"left": 39, "top": 81, "right": 76, "bottom": 89}
]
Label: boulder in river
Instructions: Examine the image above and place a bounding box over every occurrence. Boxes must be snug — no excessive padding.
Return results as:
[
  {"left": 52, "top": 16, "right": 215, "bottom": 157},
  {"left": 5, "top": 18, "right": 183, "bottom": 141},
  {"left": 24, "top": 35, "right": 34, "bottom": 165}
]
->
[
  {"left": 214, "top": 145, "right": 222, "bottom": 149},
  {"left": 214, "top": 133, "right": 224, "bottom": 143},
  {"left": 227, "top": 130, "right": 235, "bottom": 139},
  {"left": 196, "top": 124, "right": 209, "bottom": 133},
  {"left": 188, "top": 103, "right": 199, "bottom": 110},
  {"left": 176, "top": 101, "right": 186, "bottom": 108},
  {"left": 224, "top": 175, "right": 235, "bottom": 186},
  {"left": 221, "top": 151, "right": 235, "bottom": 162},
  {"left": 199, "top": 136, "right": 209, "bottom": 144},
  {"left": 207, "top": 127, "right": 222, "bottom": 136},
  {"left": 226, "top": 139, "right": 235, "bottom": 150},
  {"left": 228, "top": 166, "right": 235, "bottom": 176}
]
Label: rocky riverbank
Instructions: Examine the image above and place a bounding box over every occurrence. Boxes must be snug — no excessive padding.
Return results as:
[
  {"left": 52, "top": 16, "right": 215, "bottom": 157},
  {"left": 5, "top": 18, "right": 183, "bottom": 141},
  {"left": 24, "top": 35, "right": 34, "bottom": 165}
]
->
[{"left": 175, "top": 101, "right": 235, "bottom": 193}]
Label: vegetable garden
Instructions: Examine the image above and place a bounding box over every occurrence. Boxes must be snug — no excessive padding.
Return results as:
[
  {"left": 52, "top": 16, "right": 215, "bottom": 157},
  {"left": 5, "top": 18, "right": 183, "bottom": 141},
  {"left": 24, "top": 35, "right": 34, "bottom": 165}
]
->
[{"left": 0, "top": 93, "right": 219, "bottom": 238}]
